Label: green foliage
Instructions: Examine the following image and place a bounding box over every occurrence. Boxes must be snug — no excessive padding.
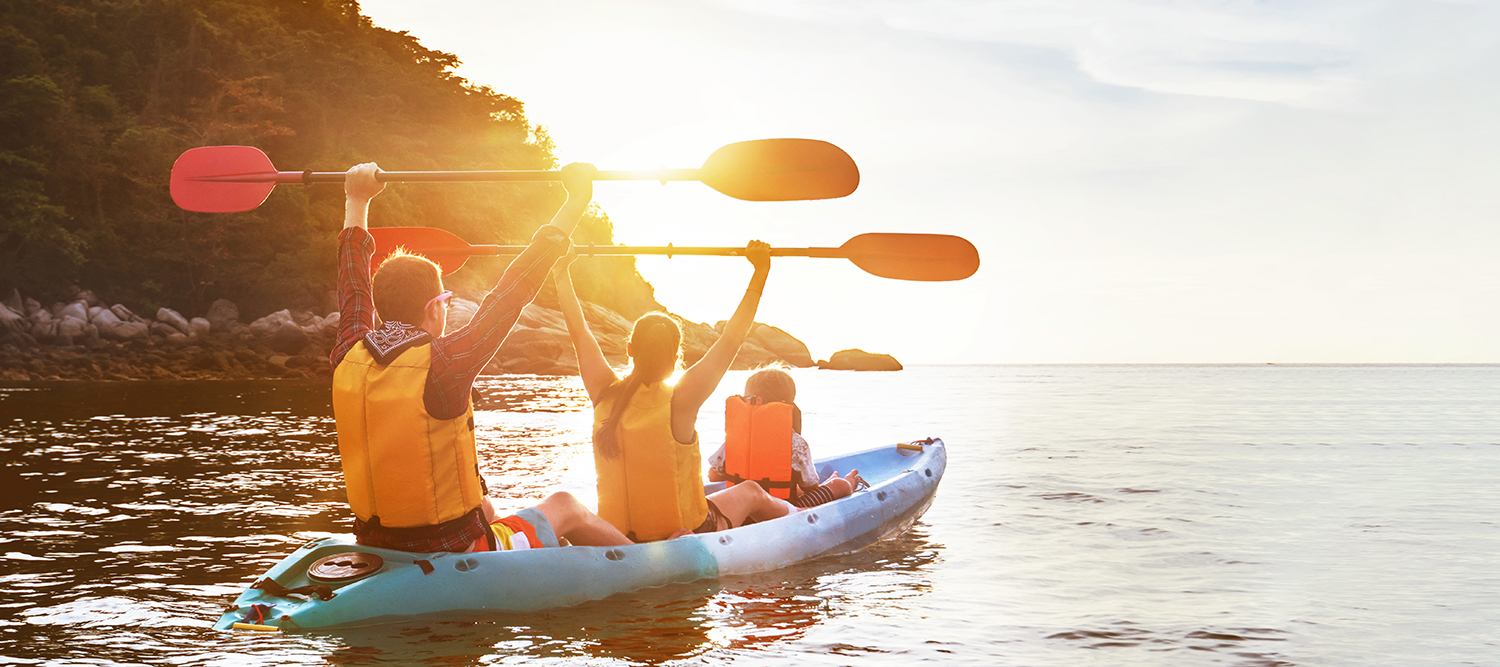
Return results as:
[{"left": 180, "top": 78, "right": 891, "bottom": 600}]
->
[{"left": 0, "top": 0, "right": 660, "bottom": 318}]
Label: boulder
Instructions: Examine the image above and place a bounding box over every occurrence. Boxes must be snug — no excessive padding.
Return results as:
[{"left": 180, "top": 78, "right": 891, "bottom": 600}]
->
[
  {"left": 73, "top": 289, "right": 104, "bottom": 307},
  {"left": 265, "top": 322, "right": 310, "bottom": 355},
  {"left": 716, "top": 320, "right": 814, "bottom": 368},
  {"left": 206, "top": 299, "right": 239, "bottom": 332},
  {"left": 111, "top": 321, "right": 149, "bottom": 340},
  {"left": 750, "top": 323, "right": 814, "bottom": 367},
  {"left": 0, "top": 302, "right": 24, "bottom": 334},
  {"left": 57, "top": 301, "right": 88, "bottom": 322},
  {"left": 30, "top": 319, "right": 60, "bottom": 340},
  {"left": 249, "top": 309, "right": 293, "bottom": 335},
  {"left": 677, "top": 318, "right": 719, "bottom": 366},
  {"left": 24, "top": 298, "right": 43, "bottom": 318},
  {"left": 149, "top": 321, "right": 179, "bottom": 338},
  {"left": 519, "top": 303, "right": 567, "bottom": 331},
  {"left": 157, "top": 307, "right": 191, "bottom": 334},
  {"left": 92, "top": 307, "right": 122, "bottom": 328},
  {"left": 581, "top": 302, "right": 633, "bottom": 338},
  {"left": 189, "top": 317, "right": 212, "bottom": 337},
  {"left": 57, "top": 316, "right": 88, "bottom": 340},
  {"left": 729, "top": 341, "right": 782, "bottom": 370},
  {"left": 819, "top": 348, "right": 903, "bottom": 372},
  {"left": 2, "top": 289, "right": 21, "bottom": 314},
  {"left": 111, "top": 304, "right": 144, "bottom": 323},
  {"left": 494, "top": 326, "right": 573, "bottom": 366}
]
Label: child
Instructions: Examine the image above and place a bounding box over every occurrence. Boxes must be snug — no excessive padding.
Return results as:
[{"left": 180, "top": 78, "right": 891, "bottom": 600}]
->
[{"left": 708, "top": 366, "right": 863, "bottom": 508}]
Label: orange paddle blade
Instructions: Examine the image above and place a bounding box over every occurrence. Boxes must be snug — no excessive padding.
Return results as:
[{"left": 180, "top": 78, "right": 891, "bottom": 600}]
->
[
  {"left": 840, "top": 233, "right": 980, "bottom": 282},
  {"left": 369, "top": 227, "right": 475, "bottom": 275},
  {"left": 698, "top": 139, "right": 859, "bottom": 201}
]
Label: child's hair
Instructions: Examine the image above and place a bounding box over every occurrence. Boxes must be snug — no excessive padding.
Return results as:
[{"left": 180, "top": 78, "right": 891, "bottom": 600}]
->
[
  {"left": 372, "top": 250, "right": 444, "bottom": 325},
  {"left": 744, "top": 365, "right": 796, "bottom": 404},
  {"left": 594, "top": 312, "right": 682, "bottom": 459},
  {"left": 745, "top": 364, "right": 801, "bottom": 433}
]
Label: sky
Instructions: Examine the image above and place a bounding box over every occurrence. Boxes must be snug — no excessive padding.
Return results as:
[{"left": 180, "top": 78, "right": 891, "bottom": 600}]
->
[{"left": 358, "top": 0, "right": 1500, "bottom": 364}]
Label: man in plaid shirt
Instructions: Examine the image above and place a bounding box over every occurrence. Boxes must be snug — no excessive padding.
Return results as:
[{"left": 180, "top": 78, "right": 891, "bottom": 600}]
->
[{"left": 330, "top": 161, "right": 631, "bottom": 553}]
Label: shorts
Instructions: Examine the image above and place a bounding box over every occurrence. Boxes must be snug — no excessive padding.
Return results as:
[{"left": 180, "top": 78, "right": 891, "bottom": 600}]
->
[
  {"left": 477, "top": 506, "right": 561, "bottom": 552},
  {"left": 692, "top": 499, "right": 730, "bottom": 534}
]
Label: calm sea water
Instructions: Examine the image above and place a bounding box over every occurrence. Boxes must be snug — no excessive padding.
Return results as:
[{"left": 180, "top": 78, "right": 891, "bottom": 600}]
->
[{"left": 2, "top": 365, "right": 1498, "bottom": 665}]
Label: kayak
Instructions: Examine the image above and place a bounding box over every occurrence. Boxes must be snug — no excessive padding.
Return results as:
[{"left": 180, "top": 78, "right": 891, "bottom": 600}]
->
[{"left": 215, "top": 438, "right": 946, "bottom": 631}]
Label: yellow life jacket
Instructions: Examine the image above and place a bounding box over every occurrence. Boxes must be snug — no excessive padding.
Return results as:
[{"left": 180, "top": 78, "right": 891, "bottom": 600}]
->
[
  {"left": 592, "top": 381, "right": 707, "bottom": 542},
  {"left": 722, "top": 396, "right": 800, "bottom": 500},
  {"left": 332, "top": 342, "right": 482, "bottom": 529}
]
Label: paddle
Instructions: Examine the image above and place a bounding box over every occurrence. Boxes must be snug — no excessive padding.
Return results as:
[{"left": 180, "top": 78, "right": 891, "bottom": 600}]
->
[
  {"left": 367, "top": 227, "right": 980, "bottom": 282},
  {"left": 170, "top": 139, "right": 859, "bottom": 213}
]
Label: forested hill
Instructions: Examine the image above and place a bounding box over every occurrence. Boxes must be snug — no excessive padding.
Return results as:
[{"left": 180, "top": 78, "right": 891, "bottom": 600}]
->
[{"left": 0, "top": 0, "right": 662, "bottom": 320}]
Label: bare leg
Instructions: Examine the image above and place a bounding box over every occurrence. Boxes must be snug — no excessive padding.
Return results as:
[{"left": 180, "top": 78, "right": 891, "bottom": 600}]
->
[
  {"left": 531, "top": 492, "right": 633, "bottom": 547},
  {"left": 707, "top": 481, "right": 797, "bottom": 529}
]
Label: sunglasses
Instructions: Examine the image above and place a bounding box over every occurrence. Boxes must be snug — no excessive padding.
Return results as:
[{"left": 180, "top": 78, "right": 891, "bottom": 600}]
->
[{"left": 425, "top": 291, "right": 453, "bottom": 311}]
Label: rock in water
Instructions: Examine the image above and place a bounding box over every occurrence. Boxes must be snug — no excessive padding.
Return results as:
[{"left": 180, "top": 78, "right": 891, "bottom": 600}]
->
[{"left": 820, "top": 349, "right": 903, "bottom": 372}]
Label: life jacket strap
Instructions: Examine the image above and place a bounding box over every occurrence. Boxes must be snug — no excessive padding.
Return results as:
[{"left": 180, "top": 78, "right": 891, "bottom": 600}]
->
[{"left": 251, "top": 577, "right": 336, "bottom": 601}]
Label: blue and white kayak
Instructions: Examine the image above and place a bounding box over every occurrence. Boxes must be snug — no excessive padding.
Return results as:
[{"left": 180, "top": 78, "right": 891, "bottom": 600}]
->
[{"left": 215, "top": 438, "right": 946, "bottom": 631}]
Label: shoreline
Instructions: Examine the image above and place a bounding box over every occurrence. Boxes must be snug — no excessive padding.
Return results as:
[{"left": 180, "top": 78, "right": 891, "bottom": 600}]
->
[{"left": 2, "top": 290, "right": 903, "bottom": 383}]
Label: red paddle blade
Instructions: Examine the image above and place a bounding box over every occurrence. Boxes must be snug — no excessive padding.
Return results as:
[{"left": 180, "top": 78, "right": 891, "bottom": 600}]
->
[
  {"left": 170, "top": 146, "right": 281, "bottom": 213},
  {"left": 699, "top": 139, "right": 859, "bottom": 201},
  {"left": 368, "top": 227, "right": 473, "bottom": 275},
  {"left": 842, "top": 233, "right": 980, "bottom": 281}
]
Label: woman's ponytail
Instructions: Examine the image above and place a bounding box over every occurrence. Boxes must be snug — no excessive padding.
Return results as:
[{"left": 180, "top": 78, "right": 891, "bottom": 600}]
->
[{"left": 593, "top": 313, "right": 682, "bottom": 459}]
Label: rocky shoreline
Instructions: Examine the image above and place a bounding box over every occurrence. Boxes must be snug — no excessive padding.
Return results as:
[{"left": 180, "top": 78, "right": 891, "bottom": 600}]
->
[{"left": 0, "top": 288, "right": 902, "bottom": 383}]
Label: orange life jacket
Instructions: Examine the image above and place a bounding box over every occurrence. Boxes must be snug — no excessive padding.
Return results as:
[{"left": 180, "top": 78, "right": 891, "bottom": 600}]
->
[
  {"left": 332, "top": 342, "right": 483, "bottom": 529},
  {"left": 722, "top": 395, "right": 802, "bottom": 500},
  {"left": 592, "top": 381, "right": 708, "bottom": 542}
]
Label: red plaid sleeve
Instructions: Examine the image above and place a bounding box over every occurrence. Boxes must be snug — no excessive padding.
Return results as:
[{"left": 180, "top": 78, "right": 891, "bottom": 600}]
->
[
  {"left": 331, "top": 227, "right": 376, "bottom": 367},
  {"left": 424, "top": 226, "right": 570, "bottom": 419}
]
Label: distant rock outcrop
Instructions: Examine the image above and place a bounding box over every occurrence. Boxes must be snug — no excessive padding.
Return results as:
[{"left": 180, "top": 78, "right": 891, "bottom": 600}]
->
[
  {"left": 0, "top": 285, "right": 903, "bottom": 381},
  {"left": 818, "top": 348, "right": 903, "bottom": 371}
]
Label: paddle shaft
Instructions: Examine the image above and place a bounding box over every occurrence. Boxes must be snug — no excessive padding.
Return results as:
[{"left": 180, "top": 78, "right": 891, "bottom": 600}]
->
[
  {"left": 199, "top": 169, "right": 703, "bottom": 184},
  {"left": 440, "top": 244, "right": 847, "bottom": 258}
]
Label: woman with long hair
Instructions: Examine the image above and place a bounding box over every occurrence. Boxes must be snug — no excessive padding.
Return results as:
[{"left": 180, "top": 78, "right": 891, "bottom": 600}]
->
[{"left": 554, "top": 241, "right": 799, "bottom": 542}]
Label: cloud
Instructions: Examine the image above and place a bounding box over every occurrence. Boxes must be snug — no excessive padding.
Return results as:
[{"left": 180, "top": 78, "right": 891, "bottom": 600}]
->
[{"left": 706, "top": 0, "right": 1497, "bottom": 108}]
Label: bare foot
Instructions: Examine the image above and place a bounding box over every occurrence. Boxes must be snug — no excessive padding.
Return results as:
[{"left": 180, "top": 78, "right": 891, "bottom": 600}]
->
[{"left": 846, "top": 469, "right": 866, "bottom": 491}]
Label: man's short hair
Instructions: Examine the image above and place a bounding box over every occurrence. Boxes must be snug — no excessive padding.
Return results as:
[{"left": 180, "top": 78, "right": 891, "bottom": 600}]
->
[{"left": 372, "top": 250, "right": 443, "bottom": 325}]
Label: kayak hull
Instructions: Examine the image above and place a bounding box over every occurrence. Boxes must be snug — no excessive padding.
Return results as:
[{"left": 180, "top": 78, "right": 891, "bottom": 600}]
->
[{"left": 215, "top": 439, "right": 945, "bottom": 630}]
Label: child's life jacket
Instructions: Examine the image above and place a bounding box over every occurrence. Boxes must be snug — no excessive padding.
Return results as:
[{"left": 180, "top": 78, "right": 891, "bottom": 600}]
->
[{"left": 722, "top": 395, "right": 803, "bottom": 500}]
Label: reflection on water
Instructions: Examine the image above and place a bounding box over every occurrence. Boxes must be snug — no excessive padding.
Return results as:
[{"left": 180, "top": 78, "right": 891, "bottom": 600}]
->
[
  {"left": 308, "top": 528, "right": 941, "bottom": 665},
  {"left": 14, "top": 366, "right": 1490, "bottom": 665},
  {"left": 0, "top": 379, "right": 940, "bottom": 665}
]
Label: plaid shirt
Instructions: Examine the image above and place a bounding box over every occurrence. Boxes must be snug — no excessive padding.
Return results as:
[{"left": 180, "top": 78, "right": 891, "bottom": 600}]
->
[{"left": 331, "top": 225, "right": 569, "bottom": 551}]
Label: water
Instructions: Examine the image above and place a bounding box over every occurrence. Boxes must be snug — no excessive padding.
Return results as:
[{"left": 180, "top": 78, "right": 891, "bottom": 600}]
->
[{"left": 2, "top": 365, "right": 1499, "bottom": 665}]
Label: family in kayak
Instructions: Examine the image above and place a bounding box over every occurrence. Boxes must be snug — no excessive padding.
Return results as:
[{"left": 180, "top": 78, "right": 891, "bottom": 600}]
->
[{"left": 331, "top": 162, "right": 863, "bottom": 553}]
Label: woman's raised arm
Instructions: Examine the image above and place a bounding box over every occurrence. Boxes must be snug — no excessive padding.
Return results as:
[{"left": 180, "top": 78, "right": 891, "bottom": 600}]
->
[
  {"left": 670, "top": 241, "right": 771, "bottom": 441},
  {"left": 555, "top": 258, "right": 618, "bottom": 403}
]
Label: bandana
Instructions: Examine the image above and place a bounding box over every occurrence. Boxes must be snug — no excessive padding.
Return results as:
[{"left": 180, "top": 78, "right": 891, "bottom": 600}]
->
[{"left": 361, "top": 321, "right": 432, "bottom": 365}]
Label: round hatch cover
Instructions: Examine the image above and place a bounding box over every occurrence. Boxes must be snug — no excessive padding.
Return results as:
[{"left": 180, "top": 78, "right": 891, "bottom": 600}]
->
[{"left": 308, "top": 552, "right": 384, "bottom": 582}]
